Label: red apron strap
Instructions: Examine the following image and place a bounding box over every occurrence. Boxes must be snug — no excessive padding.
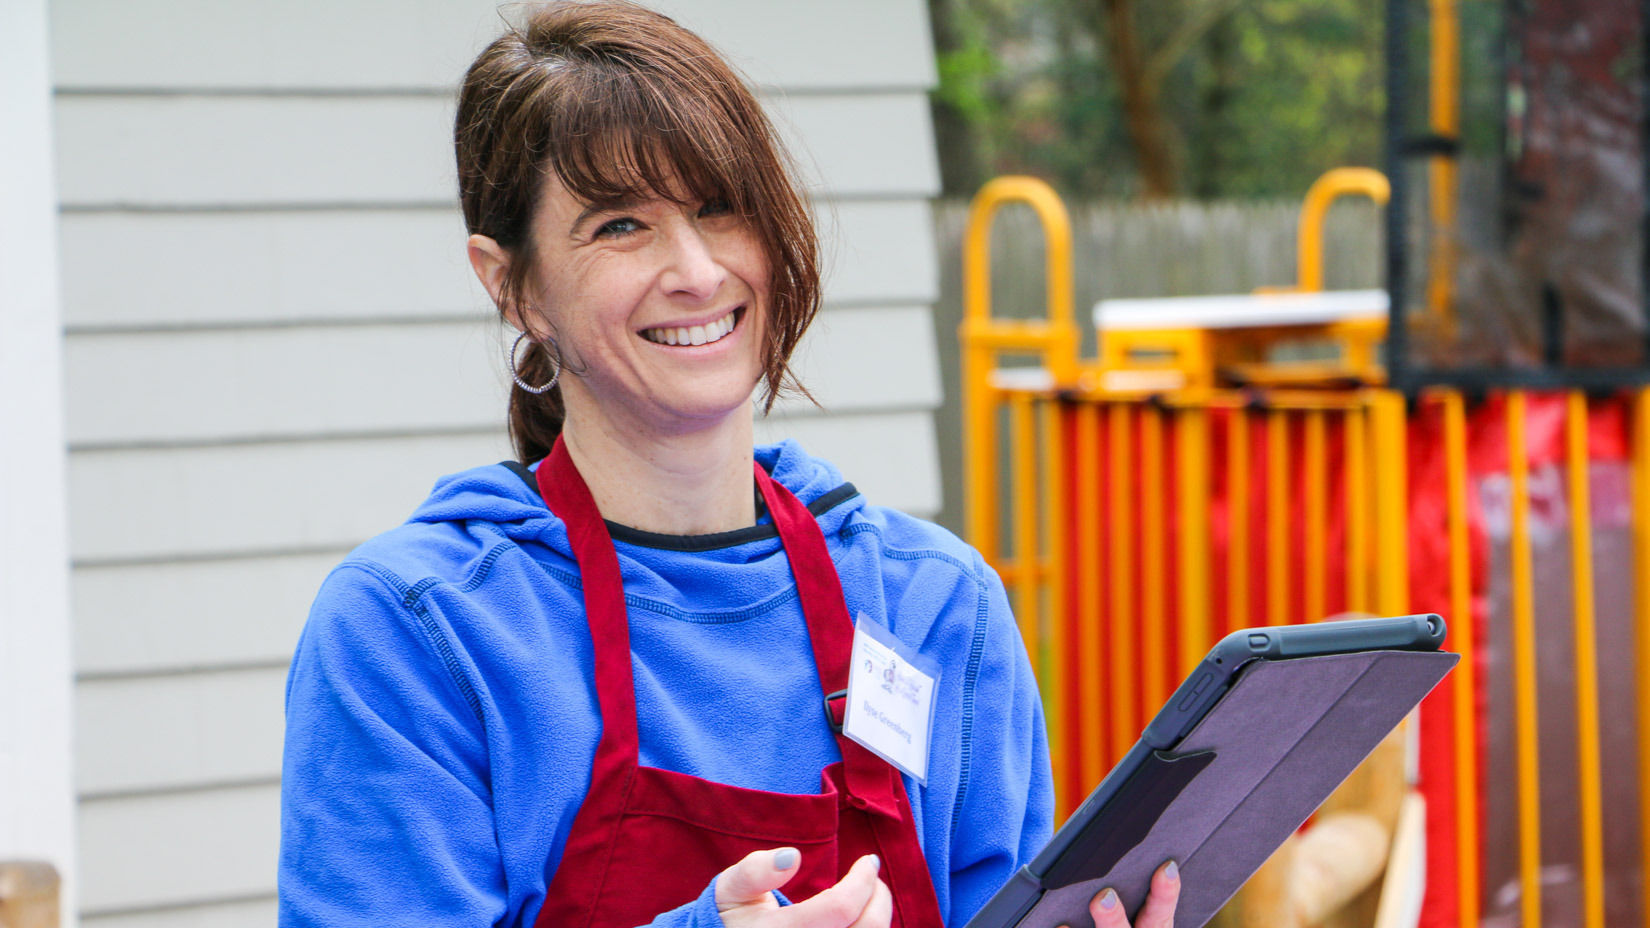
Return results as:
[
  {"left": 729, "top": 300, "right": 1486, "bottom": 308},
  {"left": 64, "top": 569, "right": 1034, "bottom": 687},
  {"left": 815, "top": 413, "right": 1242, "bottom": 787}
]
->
[
  {"left": 537, "top": 438, "right": 641, "bottom": 757},
  {"left": 534, "top": 438, "right": 642, "bottom": 927},
  {"left": 753, "top": 464, "right": 902, "bottom": 819}
]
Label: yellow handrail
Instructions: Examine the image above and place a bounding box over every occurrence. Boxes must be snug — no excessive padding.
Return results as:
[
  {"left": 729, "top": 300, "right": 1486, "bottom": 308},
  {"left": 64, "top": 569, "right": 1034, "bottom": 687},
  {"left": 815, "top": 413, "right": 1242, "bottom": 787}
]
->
[
  {"left": 961, "top": 176, "right": 1079, "bottom": 567},
  {"left": 1297, "top": 167, "right": 1392, "bottom": 293}
]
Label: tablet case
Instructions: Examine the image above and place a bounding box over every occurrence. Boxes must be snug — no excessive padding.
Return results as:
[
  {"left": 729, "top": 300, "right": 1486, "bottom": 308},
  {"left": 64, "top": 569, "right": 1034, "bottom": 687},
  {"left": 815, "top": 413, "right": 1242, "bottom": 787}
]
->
[{"left": 1014, "top": 649, "right": 1457, "bottom": 928}]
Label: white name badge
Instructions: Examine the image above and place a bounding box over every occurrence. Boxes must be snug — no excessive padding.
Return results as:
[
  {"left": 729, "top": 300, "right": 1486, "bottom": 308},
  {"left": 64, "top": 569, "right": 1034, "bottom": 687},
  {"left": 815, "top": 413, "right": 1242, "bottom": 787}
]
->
[{"left": 843, "top": 613, "right": 940, "bottom": 784}]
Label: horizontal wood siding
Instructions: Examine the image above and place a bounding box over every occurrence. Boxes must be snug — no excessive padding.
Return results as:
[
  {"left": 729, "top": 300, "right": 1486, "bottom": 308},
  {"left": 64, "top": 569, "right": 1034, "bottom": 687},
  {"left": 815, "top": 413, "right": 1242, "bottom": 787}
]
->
[
  {"left": 72, "top": 553, "right": 336, "bottom": 677},
  {"left": 55, "top": 93, "right": 934, "bottom": 207},
  {"left": 81, "top": 897, "right": 277, "bottom": 928},
  {"left": 78, "top": 785, "right": 278, "bottom": 915},
  {"left": 76, "top": 668, "right": 286, "bottom": 797},
  {"left": 56, "top": 1, "right": 942, "bottom": 922},
  {"left": 52, "top": 0, "right": 934, "bottom": 92}
]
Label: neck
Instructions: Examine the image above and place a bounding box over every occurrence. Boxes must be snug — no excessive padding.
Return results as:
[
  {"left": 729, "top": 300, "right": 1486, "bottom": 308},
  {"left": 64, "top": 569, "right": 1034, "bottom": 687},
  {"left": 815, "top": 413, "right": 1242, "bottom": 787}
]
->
[{"left": 558, "top": 401, "right": 757, "bottom": 537}]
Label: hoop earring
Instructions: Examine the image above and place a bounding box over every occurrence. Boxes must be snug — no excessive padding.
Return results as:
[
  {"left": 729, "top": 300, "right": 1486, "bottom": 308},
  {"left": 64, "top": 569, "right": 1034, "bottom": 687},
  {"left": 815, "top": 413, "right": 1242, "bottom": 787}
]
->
[{"left": 508, "top": 331, "right": 562, "bottom": 395}]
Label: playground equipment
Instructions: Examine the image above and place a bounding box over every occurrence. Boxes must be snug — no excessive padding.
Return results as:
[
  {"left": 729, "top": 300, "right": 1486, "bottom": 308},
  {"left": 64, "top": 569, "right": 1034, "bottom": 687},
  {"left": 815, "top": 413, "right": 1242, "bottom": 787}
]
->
[{"left": 961, "top": 171, "right": 1650, "bottom": 928}]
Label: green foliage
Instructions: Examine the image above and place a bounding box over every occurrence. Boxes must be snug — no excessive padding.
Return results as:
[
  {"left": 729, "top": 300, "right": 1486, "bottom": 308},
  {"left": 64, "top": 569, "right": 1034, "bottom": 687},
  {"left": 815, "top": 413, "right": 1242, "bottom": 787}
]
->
[{"left": 929, "top": 0, "right": 1386, "bottom": 199}]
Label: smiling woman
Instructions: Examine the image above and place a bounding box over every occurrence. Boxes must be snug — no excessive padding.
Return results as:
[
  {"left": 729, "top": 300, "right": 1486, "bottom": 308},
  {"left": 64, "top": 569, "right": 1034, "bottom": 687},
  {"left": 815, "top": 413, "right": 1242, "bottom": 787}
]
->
[
  {"left": 452, "top": 1, "right": 818, "bottom": 473},
  {"left": 275, "top": 4, "right": 1173, "bottom": 928}
]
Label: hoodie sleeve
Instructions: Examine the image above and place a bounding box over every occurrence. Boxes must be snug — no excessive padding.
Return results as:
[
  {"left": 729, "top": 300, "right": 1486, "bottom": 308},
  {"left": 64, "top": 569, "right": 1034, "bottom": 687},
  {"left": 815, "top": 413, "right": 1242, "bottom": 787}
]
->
[
  {"left": 279, "top": 563, "right": 509, "bottom": 927},
  {"left": 943, "top": 558, "right": 1056, "bottom": 926}
]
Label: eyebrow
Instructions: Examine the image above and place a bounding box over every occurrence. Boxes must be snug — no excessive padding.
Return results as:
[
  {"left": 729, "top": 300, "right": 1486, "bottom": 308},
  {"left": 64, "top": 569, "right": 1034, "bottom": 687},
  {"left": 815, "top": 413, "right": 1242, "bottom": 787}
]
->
[{"left": 571, "top": 196, "right": 643, "bottom": 235}]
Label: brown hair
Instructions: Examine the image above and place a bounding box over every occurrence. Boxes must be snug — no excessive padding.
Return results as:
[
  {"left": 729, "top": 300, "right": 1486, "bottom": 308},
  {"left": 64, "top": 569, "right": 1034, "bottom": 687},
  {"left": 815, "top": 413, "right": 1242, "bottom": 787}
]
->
[{"left": 455, "top": 0, "right": 821, "bottom": 463}]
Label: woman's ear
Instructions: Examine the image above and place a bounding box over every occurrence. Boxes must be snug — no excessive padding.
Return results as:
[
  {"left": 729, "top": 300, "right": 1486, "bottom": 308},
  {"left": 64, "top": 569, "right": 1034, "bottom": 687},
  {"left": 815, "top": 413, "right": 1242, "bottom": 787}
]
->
[{"left": 467, "top": 234, "right": 522, "bottom": 328}]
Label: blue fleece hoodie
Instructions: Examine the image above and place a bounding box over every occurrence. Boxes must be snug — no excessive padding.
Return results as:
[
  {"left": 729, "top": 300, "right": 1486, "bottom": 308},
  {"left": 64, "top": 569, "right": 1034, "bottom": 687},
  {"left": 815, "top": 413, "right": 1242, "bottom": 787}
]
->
[{"left": 279, "top": 440, "right": 1052, "bottom": 927}]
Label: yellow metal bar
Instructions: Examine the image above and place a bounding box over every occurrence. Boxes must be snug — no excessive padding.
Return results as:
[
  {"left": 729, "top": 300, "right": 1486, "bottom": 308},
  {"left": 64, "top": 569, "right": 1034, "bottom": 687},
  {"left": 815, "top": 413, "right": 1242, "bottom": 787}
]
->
[
  {"left": 1177, "top": 408, "right": 1212, "bottom": 672},
  {"left": 1108, "top": 404, "right": 1139, "bottom": 759},
  {"left": 1228, "top": 411, "right": 1251, "bottom": 631},
  {"left": 1633, "top": 388, "right": 1650, "bottom": 928},
  {"left": 1296, "top": 168, "right": 1392, "bottom": 292},
  {"left": 1010, "top": 394, "right": 1040, "bottom": 672},
  {"left": 1442, "top": 391, "right": 1480, "bottom": 928},
  {"left": 1566, "top": 392, "right": 1604, "bottom": 928},
  {"left": 1345, "top": 405, "right": 1369, "bottom": 613},
  {"left": 1141, "top": 404, "right": 1167, "bottom": 715},
  {"left": 1074, "top": 403, "right": 1103, "bottom": 792},
  {"left": 1427, "top": 0, "right": 1460, "bottom": 329},
  {"left": 962, "top": 365, "right": 1000, "bottom": 568},
  {"left": 1370, "top": 390, "right": 1409, "bottom": 616},
  {"left": 1507, "top": 391, "right": 1542, "bottom": 928},
  {"left": 1304, "top": 410, "right": 1327, "bottom": 621},
  {"left": 1267, "top": 410, "right": 1290, "bottom": 626},
  {"left": 1043, "top": 401, "right": 1071, "bottom": 819},
  {"left": 961, "top": 177, "right": 1077, "bottom": 566}
]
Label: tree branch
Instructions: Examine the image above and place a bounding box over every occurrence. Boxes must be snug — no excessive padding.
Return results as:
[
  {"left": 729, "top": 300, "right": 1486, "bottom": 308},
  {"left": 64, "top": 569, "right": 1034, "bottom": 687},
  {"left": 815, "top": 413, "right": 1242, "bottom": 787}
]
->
[{"left": 1141, "top": 0, "right": 1244, "bottom": 99}]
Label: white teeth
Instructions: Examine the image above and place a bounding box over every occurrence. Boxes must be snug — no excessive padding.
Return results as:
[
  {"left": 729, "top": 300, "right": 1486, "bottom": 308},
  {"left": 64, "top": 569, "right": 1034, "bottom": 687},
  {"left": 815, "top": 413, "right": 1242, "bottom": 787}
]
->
[{"left": 641, "top": 310, "right": 738, "bottom": 346}]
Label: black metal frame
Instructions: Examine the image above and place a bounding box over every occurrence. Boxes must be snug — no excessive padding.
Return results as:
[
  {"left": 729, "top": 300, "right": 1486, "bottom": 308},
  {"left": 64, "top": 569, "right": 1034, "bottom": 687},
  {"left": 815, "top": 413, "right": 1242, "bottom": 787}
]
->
[{"left": 1382, "top": 0, "right": 1650, "bottom": 394}]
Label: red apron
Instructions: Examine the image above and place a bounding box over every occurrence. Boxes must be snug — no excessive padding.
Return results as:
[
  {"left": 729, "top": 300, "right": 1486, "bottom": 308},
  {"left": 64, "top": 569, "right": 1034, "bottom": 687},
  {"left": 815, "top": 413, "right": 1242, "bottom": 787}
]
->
[{"left": 531, "top": 439, "right": 944, "bottom": 928}]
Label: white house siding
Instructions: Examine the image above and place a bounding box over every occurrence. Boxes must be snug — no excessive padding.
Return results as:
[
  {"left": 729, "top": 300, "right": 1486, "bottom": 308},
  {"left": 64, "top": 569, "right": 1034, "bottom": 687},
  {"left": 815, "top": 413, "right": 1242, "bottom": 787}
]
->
[{"left": 51, "top": 1, "right": 942, "bottom": 924}]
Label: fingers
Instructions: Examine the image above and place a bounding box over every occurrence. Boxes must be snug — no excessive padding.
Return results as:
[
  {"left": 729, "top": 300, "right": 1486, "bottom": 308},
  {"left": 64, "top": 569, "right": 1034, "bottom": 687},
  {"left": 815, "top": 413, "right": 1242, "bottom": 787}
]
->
[
  {"left": 1082, "top": 860, "right": 1180, "bottom": 928},
  {"left": 846, "top": 871, "right": 892, "bottom": 928},
  {"left": 1129, "top": 861, "right": 1181, "bottom": 928},
  {"left": 716, "top": 847, "right": 803, "bottom": 911},
  {"left": 779, "top": 854, "right": 882, "bottom": 928},
  {"left": 1087, "top": 886, "right": 1128, "bottom": 928}
]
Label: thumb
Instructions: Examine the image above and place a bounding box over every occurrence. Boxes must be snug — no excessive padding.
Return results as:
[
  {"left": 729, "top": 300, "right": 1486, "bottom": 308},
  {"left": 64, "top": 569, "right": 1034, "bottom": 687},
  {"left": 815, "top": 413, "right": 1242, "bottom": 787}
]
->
[{"left": 716, "top": 847, "right": 802, "bottom": 910}]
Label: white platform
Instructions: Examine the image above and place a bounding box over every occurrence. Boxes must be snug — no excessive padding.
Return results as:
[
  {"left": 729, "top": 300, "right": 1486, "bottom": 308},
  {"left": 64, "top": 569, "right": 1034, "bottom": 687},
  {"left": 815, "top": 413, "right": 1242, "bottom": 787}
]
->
[{"left": 1095, "top": 288, "right": 1388, "bottom": 331}]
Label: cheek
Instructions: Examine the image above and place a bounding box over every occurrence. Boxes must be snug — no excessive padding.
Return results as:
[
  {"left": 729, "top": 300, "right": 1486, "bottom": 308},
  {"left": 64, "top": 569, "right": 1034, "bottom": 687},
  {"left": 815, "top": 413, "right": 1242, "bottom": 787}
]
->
[
  {"left": 734, "top": 240, "right": 772, "bottom": 300},
  {"left": 536, "top": 263, "right": 642, "bottom": 344}
]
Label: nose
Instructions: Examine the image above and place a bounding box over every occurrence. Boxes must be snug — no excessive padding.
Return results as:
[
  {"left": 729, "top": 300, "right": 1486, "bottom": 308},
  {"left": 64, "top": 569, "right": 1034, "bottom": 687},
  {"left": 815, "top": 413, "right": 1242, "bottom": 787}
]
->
[{"left": 658, "top": 222, "right": 726, "bottom": 300}]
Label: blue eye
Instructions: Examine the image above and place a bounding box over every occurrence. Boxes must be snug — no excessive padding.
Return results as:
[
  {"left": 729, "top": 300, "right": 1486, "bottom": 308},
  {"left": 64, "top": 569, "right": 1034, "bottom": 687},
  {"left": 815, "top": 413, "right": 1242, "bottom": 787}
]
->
[{"left": 596, "top": 217, "right": 641, "bottom": 238}]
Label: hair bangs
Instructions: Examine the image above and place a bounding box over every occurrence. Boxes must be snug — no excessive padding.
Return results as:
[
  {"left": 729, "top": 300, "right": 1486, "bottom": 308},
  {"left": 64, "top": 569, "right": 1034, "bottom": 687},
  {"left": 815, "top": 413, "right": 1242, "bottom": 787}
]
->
[{"left": 544, "top": 62, "right": 758, "bottom": 217}]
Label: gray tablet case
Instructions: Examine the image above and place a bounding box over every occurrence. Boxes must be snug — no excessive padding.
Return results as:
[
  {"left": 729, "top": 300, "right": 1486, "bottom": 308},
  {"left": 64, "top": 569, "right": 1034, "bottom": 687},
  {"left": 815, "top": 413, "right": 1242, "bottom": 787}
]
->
[{"left": 970, "top": 624, "right": 1456, "bottom": 928}]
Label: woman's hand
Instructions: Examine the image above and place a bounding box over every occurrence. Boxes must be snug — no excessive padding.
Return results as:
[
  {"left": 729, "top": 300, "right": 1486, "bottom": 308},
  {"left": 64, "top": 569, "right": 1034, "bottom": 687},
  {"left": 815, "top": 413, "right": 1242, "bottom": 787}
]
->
[
  {"left": 715, "top": 848, "right": 890, "bottom": 928},
  {"left": 1063, "top": 861, "right": 1180, "bottom": 928}
]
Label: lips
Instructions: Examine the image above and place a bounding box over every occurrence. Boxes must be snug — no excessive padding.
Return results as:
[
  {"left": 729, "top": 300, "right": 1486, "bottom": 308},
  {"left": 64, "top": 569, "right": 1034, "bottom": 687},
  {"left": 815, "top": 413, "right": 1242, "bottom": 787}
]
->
[{"left": 639, "top": 307, "right": 741, "bottom": 346}]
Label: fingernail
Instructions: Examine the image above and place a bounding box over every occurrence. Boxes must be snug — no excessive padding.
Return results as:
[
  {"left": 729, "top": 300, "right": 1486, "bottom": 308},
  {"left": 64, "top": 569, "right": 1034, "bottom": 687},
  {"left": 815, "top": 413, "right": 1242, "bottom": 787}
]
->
[
  {"left": 1165, "top": 860, "right": 1179, "bottom": 882},
  {"left": 869, "top": 854, "right": 881, "bottom": 873},
  {"left": 774, "top": 848, "right": 799, "bottom": 870},
  {"left": 1100, "top": 890, "right": 1118, "bottom": 910}
]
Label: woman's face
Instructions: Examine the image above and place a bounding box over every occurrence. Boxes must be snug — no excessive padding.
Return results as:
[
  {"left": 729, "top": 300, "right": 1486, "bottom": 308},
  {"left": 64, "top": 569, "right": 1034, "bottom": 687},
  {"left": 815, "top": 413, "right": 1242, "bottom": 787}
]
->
[{"left": 518, "top": 172, "right": 770, "bottom": 436}]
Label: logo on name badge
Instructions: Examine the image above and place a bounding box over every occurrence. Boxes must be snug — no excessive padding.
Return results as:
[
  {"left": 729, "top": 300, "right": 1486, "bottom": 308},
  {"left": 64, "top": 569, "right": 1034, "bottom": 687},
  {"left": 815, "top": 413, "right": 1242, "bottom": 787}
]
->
[{"left": 842, "top": 613, "right": 941, "bottom": 784}]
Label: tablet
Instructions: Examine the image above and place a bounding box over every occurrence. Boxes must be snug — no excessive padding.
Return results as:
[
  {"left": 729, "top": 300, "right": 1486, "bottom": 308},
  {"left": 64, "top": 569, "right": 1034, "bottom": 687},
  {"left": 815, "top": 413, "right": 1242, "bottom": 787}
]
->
[{"left": 965, "top": 613, "right": 1457, "bottom": 928}]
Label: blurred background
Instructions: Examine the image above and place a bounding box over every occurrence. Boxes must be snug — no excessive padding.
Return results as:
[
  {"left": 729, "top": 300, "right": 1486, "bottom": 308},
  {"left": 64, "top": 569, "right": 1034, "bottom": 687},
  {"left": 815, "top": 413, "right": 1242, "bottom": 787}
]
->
[{"left": 923, "top": 0, "right": 1389, "bottom": 530}]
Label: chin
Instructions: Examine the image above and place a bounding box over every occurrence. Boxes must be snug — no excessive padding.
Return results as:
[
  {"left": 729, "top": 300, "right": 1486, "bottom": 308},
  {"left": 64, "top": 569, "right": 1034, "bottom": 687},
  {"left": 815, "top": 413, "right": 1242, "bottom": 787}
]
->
[{"left": 649, "top": 380, "right": 762, "bottom": 430}]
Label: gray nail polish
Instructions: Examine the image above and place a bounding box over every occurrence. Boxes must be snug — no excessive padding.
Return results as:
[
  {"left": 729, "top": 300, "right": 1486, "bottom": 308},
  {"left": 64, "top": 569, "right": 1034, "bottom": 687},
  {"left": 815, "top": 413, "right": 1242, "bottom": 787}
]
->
[
  {"left": 774, "top": 848, "right": 799, "bottom": 870},
  {"left": 1165, "top": 860, "right": 1179, "bottom": 881},
  {"left": 869, "top": 854, "right": 881, "bottom": 873},
  {"left": 1100, "top": 890, "right": 1118, "bottom": 910}
]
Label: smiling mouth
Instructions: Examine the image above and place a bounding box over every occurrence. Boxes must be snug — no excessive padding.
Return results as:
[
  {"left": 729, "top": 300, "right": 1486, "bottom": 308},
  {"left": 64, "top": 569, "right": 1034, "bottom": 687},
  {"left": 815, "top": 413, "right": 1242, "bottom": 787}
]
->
[{"left": 639, "top": 307, "right": 743, "bottom": 346}]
